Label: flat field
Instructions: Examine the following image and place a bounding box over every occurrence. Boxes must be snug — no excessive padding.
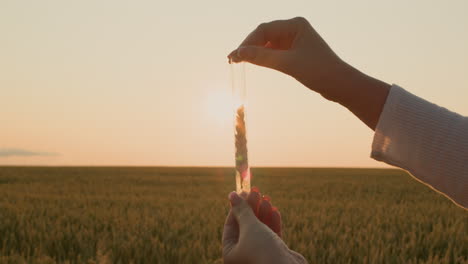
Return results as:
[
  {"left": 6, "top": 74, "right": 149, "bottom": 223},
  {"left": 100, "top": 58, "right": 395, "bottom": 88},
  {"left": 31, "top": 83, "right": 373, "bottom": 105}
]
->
[{"left": 0, "top": 167, "right": 466, "bottom": 263}]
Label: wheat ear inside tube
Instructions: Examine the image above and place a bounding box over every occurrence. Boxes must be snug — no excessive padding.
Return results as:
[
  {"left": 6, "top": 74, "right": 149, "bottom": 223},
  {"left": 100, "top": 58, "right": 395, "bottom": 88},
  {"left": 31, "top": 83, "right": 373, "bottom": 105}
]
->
[{"left": 230, "top": 62, "right": 251, "bottom": 193}]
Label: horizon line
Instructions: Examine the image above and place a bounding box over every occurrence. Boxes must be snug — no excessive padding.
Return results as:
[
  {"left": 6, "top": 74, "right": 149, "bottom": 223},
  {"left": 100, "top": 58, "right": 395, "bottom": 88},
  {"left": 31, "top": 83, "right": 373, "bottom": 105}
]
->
[{"left": 0, "top": 165, "right": 396, "bottom": 169}]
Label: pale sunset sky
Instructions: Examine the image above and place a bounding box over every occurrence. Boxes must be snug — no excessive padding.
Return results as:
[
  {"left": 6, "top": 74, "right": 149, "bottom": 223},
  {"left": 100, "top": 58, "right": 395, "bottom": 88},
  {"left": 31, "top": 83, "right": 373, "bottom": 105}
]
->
[{"left": 1, "top": 1, "right": 467, "bottom": 167}]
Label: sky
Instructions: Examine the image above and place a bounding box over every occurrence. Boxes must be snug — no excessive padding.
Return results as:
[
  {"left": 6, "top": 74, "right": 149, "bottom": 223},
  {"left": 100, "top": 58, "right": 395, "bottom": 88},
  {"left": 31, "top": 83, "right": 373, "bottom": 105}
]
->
[{"left": 1, "top": 0, "right": 467, "bottom": 167}]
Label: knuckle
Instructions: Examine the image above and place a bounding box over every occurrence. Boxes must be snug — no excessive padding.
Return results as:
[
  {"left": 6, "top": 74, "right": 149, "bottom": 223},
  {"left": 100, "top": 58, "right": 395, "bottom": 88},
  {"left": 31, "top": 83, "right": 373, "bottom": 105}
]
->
[
  {"left": 256, "top": 22, "right": 268, "bottom": 31},
  {"left": 292, "top": 16, "right": 308, "bottom": 25}
]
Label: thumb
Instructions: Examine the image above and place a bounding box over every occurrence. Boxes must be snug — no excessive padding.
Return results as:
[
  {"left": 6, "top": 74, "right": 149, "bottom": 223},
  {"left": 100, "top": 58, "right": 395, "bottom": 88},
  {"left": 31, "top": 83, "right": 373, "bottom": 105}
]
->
[
  {"left": 229, "top": 191, "right": 257, "bottom": 229},
  {"left": 237, "top": 46, "right": 289, "bottom": 72}
]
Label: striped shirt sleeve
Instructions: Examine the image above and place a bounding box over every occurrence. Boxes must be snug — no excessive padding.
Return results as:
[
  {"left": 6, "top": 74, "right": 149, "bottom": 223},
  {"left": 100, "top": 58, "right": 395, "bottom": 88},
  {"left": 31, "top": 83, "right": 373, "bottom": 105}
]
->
[{"left": 371, "top": 85, "right": 468, "bottom": 208}]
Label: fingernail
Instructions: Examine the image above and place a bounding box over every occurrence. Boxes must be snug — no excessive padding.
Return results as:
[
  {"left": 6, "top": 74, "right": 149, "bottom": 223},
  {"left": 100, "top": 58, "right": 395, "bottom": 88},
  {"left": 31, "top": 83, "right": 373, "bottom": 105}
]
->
[
  {"left": 227, "top": 50, "right": 237, "bottom": 64},
  {"left": 229, "top": 54, "right": 241, "bottom": 63},
  {"left": 262, "top": 195, "right": 271, "bottom": 202},
  {"left": 229, "top": 191, "right": 242, "bottom": 206},
  {"left": 251, "top": 186, "right": 259, "bottom": 193}
]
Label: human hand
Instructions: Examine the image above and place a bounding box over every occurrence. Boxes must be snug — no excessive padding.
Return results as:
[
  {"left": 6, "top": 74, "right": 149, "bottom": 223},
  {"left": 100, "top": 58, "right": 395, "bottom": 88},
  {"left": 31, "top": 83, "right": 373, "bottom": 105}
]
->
[
  {"left": 227, "top": 17, "right": 353, "bottom": 102},
  {"left": 228, "top": 17, "right": 391, "bottom": 129},
  {"left": 222, "top": 187, "right": 308, "bottom": 264}
]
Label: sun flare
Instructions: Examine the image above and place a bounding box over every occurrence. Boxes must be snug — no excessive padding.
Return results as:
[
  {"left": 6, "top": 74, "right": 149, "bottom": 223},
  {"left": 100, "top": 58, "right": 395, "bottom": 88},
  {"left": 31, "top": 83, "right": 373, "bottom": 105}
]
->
[{"left": 204, "top": 89, "right": 234, "bottom": 125}]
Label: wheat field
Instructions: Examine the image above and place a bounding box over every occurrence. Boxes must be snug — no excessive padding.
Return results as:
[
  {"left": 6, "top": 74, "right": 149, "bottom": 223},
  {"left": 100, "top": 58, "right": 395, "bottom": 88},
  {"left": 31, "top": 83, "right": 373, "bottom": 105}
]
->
[{"left": 0, "top": 167, "right": 466, "bottom": 264}]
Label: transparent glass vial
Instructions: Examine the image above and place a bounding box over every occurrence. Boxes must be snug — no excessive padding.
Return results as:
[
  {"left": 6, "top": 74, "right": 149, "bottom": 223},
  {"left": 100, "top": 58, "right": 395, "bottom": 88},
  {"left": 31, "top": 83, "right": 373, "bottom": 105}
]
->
[{"left": 231, "top": 62, "right": 250, "bottom": 193}]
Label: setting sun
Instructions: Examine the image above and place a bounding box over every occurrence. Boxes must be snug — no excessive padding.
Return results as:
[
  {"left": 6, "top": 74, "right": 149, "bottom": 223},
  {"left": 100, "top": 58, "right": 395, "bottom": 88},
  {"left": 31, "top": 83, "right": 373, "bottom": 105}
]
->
[{"left": 204, "top": 89, "right": 234, "bottom": 125}]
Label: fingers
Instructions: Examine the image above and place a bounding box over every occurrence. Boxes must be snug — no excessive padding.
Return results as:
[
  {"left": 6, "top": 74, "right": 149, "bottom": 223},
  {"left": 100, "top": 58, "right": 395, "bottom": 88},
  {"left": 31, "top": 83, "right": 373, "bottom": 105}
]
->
[
  {"left": 247, "top": 186, "right": 261, "bottom": 216},
  {"left": 227, "top": 189, "right": 283, "bottom": 239},
  {"left": 228, "top": 191, "right": 258, "bottom": 229},
  {"left": 239, "top": 18, "right": 304, "bottom": 48},
  {"left": 261, "top": 200, "right": 282, "bottom": 237},
  {"left": 258, "top": 195, "right": 273, "bottom": 227},
  {"left": 222, "top": 209, "right": 239, "bottom": 247},
  {"left": 227, "top": 17, "right": 308, "bottom": 69},
  {"left": 229, "top": 45, "right": 291, "bottom": 74},
  {"left": 271, "top": 207, "right": 282, "bottom": 237},
  {"left": 223, "top": 191, "right": 254, "bottom": 255},
  {"left": 251, "top": 189, "right": 282, "bottom": 237},
  {"left": 238, "top": 46, "right": 291, "bottom": 72}
]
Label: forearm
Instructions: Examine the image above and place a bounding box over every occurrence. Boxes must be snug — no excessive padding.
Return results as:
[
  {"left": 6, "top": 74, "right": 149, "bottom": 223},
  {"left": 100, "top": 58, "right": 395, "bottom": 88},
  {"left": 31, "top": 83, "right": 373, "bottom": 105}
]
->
[
  {"left": 321, "top": 61, "right": 391, "bottom": 130},
  {"left": 320, "top": 63, "right": 467, "bottom": 207}
]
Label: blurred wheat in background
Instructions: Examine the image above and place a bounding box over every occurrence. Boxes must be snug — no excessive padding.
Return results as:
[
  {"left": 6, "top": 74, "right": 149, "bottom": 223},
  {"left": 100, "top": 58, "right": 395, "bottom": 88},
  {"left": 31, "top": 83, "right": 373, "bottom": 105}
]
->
[{"left": 0, "top": 167, "right": 466, "bottom": 264}]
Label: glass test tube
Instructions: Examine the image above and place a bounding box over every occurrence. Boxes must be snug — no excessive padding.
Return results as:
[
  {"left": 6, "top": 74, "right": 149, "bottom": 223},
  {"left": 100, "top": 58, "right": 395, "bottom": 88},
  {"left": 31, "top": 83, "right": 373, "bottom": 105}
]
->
[{"left": 231, "top": 62, "right": 251, "bottom": 193}]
